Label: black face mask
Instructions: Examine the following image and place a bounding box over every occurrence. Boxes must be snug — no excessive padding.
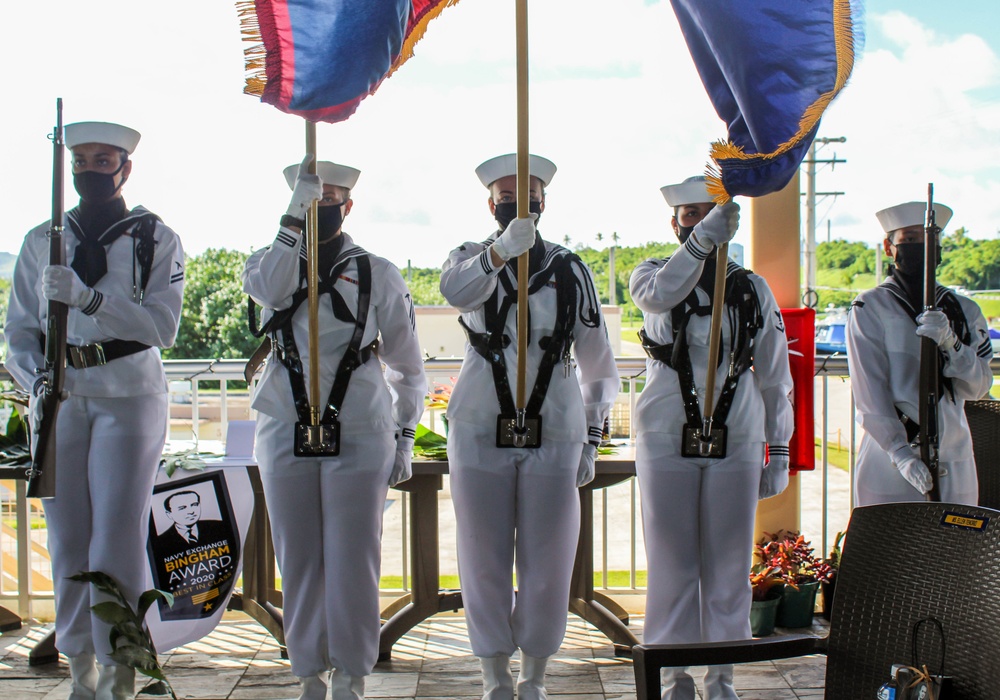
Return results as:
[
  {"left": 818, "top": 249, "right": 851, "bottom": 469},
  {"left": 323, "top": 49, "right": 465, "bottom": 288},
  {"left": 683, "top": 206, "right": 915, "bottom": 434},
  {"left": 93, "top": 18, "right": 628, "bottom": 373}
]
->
[
  {"left": 317, "top": 203, "right": 345, "bottom": 238},
  {"left": 494, "top": 200, "right": 542, "bottom": 231},
  {"left": 73, "top": 160, "right": 127, "bottom": 203},
  {"left": 892, "top": 241, "right": 941, "bottom": 278},
  {"left": 677, "top": 224, "right": 695, "bottom": 243}
]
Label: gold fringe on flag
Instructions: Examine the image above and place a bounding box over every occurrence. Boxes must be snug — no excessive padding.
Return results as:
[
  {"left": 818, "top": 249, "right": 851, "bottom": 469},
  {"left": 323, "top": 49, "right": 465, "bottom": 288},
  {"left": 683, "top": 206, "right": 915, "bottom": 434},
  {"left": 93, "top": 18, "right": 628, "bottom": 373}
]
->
[
  {"left": 387, "top": 0, "right": 463, "bottom": 79},
  {"left": 236, "top": 1, "right": 268, "bottom": 97},
  {"left": 707, "top": 0, "right": 857, "bottom": 202}
]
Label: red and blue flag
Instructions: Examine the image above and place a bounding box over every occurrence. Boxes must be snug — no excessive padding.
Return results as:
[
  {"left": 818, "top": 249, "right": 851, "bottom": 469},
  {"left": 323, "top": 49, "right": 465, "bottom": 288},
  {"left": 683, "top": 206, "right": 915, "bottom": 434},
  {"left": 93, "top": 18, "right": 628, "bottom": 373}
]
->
[
  {"left": 669, "top": 0, "right": 861, "bottom": 201},
  {"left": 238, "top": 0, "right": 460, "bottom": 123}
]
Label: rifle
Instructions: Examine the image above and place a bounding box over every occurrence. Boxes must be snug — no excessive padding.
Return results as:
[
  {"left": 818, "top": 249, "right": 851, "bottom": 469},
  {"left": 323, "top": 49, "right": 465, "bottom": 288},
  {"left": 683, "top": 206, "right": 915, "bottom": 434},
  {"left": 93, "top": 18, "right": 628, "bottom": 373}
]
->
[
  {"left": 27, "top": 98, "right": 68, "bottom": 498},
  {"left": 918, "top": 183, "right": 941, "bottom": 502}
]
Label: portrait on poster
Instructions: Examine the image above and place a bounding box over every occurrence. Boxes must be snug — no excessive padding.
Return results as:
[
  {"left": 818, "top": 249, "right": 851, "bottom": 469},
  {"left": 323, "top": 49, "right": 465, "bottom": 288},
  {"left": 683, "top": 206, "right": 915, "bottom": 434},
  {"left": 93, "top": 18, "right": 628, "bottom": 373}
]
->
[{"left": 147, "top": 471, "right": 241, "bottom": 621}]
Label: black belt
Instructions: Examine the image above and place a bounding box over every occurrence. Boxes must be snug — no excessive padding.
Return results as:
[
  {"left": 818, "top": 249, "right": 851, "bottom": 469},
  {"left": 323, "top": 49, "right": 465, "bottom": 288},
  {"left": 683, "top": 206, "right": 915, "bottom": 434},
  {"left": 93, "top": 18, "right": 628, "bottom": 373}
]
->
[{"left": 41, "top": 335, "right": 151, "bottom": 369}]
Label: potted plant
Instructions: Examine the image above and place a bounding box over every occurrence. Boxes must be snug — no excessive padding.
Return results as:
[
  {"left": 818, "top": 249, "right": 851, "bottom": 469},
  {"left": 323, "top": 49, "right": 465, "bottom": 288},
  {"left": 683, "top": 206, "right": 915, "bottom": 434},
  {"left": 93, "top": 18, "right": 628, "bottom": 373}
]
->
[
  {"left": 755, "top": 531, "right": 832, "bottom": 628},
  {"left": 821, "top": 531, "right": 845, "bottom": 621},
  {"left": 749, "top": 564, "right": 785, "bottom": 636}
]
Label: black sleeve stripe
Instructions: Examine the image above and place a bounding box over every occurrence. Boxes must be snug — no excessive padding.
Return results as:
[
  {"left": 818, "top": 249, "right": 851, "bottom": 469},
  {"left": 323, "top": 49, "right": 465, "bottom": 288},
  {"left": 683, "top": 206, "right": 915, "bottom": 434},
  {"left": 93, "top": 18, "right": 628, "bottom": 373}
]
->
[
  {"left": 684, "top": 235, "right": 710, "bottom": 260},
  {"left": 82, "top": 290, "right": 103, "bottom": 316},
  {"left": 977, "top": 338, "right": 993, "bottom": 358},
  {"left": 479, "top": 249, "right": 494, "bottom": 275},
  {"left": 275, "top": 230, "right": 299, "bottom": 248},
  {"left": 170, "top": 272, "right": 184, "bottom": 284},
  {"left": 768, "top": 445, "right": 790, "bottom": 457},
  {"left": 401, "top": 427, "right": 416, "bottom": 440}
]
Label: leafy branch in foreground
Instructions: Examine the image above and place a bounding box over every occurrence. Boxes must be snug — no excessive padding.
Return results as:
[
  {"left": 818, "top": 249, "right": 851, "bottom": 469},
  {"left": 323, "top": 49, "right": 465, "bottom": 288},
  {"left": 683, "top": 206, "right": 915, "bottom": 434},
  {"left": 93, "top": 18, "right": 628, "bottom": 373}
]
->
[{"left": 69, "top": 571, "right": 177, "bottom": 700}]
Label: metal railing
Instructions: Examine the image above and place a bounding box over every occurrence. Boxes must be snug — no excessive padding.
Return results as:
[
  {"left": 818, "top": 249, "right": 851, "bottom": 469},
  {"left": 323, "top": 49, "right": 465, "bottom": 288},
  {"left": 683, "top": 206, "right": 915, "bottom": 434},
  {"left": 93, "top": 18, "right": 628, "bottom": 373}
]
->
[{"left": 2, "top": 355, "right": 997, "bottom": 617}]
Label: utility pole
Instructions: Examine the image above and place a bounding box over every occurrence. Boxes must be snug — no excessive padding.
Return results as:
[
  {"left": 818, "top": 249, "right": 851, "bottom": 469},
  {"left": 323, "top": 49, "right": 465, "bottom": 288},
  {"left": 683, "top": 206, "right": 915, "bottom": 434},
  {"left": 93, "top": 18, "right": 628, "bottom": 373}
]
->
[{"left": 803, "top": 137, "right": 846, "bottom": 306}]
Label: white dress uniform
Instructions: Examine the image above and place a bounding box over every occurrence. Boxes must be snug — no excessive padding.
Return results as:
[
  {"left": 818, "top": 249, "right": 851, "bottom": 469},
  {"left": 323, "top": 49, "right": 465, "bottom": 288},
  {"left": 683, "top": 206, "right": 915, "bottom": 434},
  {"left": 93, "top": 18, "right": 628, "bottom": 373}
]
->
[
  {"left": 5, "top": 187, "right": 183, "bottom": 677},
  {"left": 440, "top": 232, "right": 619, "bottom": 660},
  {"left": 243, "top": 227, "right": 425, "bottom": 686},
  {"left": 630, "top": 191, "right": 793, "bottom": 698},
  {"left": 846, "top": 278, "right": 992, "bottom": 506}
]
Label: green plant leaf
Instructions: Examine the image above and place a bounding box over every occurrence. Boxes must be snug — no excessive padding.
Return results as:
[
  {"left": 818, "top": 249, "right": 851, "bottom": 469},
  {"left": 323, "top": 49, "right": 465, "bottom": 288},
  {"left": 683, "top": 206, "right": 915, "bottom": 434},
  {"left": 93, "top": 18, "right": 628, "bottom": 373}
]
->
[
  {"left": 413, "top": 424, "right": 446, "bottom": 448},
  {"left": 110, "top": 645, "right": 159, "bottom": 673},
  {"left": 137, "top": 589, "right": 174, "bottom": 620},
  {"left": 90, "top": 602, "right": 132, "bottom": 626},
  {"left": 70, "top": 571, "right": 123, "bottom": 597}
]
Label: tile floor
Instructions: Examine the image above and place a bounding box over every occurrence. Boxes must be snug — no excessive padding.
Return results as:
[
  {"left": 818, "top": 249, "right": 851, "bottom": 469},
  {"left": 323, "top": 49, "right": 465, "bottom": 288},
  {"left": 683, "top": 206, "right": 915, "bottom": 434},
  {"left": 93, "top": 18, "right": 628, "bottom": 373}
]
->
[{"left": 0, "top": 614, "right": 827, "bottom": 699}]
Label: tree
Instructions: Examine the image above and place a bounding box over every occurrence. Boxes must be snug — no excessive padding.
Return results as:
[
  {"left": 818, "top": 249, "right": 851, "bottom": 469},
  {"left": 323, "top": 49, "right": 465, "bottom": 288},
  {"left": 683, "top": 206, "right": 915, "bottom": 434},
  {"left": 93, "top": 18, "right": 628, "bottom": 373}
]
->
[{"left": 167, "top": 248, "right": 257, "bottom": 360}]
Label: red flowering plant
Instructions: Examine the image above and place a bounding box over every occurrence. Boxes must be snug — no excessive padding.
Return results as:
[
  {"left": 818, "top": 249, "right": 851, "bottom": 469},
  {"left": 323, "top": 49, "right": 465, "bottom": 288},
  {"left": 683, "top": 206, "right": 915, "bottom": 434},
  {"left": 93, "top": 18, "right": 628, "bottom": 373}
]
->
[{"left": 754, "top": 530, "right": 833, "bottom": 590}]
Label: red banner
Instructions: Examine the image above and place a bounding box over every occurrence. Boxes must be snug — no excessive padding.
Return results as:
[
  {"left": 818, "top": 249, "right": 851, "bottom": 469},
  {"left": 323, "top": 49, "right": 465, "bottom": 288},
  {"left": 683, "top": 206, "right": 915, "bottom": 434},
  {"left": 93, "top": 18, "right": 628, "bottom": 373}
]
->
[{"left": 781, "top": 308, "right": 815, "bottom": 472}]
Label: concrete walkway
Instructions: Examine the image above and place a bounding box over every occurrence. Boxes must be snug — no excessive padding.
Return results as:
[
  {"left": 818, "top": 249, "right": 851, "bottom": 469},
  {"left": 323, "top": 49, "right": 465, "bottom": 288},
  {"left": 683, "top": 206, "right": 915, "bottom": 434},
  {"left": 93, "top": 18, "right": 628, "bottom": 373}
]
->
[{"left": 1, "top": 614, "right": 828, "bottom": 699}]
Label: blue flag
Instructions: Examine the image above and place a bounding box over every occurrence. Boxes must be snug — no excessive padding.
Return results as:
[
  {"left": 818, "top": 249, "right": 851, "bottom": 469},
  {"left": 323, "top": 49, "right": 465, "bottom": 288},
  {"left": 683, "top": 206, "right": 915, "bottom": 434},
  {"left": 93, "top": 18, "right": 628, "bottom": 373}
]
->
[{"left": 670, "top": 0, "right": 861, "bottom": 200}]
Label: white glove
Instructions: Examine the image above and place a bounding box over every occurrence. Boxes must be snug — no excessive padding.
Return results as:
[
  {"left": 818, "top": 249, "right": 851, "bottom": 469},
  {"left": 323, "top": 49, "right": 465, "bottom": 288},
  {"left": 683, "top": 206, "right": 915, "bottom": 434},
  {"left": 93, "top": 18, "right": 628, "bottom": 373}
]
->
[
  {"left": 915, "top": 310, "right": 958, "bottom": 350},
  {"left": 758, "top": 454, "right": 790, "bottom": 500},
  {"left": 891, "top": 446, "right": 932, "bottom": 494},
  {"left": 492, "top": 214, "right": 538, "bottom": 261},
  {"left": 389, "top": 435, "right": 414, "bottom": 487},
  {"left": 285, "top": 154, "right": 323, "bottom": 221},
  {"left": 692, "top": 200, "right": 740, "bottom": 247},
  {"left": 42, "top": 265, "right": 95, "bottom": 308},
  {"left": 577, "top": 443, "right": 597, "bottom": 487}
]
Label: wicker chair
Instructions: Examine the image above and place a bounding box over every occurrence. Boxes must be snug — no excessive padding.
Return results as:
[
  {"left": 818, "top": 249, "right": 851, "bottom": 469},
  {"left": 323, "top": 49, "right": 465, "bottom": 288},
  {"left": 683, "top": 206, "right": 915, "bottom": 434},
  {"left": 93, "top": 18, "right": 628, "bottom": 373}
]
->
[
  {"left": 966, "top": 399, "right": 1000, "bottom": 509},
  {"left": 632, "top": 502, "right": 1000, "bottom": 700}
]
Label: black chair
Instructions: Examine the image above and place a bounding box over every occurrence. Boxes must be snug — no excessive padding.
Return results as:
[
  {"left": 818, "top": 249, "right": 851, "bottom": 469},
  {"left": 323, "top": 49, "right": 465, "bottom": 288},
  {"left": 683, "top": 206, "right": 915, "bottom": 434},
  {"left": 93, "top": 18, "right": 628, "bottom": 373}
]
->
[
  {"left": 632, "top": 502, "right": 1000, "bottom": 700},
  {"left": 966, "top": 399, "right": 1000, "bottom": 509}
]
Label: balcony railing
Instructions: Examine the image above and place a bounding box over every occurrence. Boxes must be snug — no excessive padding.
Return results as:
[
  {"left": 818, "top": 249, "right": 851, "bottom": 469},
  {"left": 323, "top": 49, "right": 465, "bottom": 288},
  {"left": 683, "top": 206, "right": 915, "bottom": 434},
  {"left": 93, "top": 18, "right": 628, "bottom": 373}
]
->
[{"left": 1, "top": 355, "right": 997, "bottom": 618}]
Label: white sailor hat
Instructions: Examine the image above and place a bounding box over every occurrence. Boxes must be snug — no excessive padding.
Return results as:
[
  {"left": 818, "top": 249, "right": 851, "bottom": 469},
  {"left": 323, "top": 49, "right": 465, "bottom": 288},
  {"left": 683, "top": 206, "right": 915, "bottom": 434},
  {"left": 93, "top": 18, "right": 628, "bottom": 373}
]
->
[
  {"left": 283, "top": 161, "right": 361, "bottom": 190},
  {"left": 64, "top": 122, "right": 141, "bottom": 154},
  {"left": 875, "top": 201, "right": 953, "bottom": 235},
  {"left": 660, "top": 176, "right": 712, "bottom": 207},
  {"left": 475, "top": 153, "right": 557, "bottom": 189}
]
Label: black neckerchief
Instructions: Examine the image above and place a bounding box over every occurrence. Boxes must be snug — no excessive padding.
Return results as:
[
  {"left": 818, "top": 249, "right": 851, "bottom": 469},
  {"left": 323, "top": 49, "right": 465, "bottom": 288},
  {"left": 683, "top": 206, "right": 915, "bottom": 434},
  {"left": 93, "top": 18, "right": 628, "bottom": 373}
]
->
[
  {"left": 502, "top": 232, "right": 546, "bottom": 281},
  {"left": 68, "top": 198, "right": 129, "bottom": 286}
]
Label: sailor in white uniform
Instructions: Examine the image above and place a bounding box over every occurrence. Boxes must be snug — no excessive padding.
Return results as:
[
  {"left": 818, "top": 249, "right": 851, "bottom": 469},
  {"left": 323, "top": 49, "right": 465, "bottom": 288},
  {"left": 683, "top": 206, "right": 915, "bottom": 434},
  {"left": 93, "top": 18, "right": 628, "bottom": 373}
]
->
[
  {"left": 629, "top": 176, "right": 794, "bottom": 700},
  {"left": 439, "top": 154, "right": 619, "bottom": 700},
  {"left": 242, "top": 158, "right": 426, "bottom": 700},
  {"left": 5, "top": 121, "right": 184, "bottom": 700},
  {"left": 846, "top": 201, "right": 993, "bottom": 506}
]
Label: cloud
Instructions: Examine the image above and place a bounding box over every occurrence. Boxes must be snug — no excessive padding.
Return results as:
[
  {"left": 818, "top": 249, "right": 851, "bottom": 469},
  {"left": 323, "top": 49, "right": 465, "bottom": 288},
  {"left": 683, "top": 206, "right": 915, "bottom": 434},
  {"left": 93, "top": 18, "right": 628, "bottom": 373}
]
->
[{"left": 3, "top": 1, "right": 998, "bottom": 279}]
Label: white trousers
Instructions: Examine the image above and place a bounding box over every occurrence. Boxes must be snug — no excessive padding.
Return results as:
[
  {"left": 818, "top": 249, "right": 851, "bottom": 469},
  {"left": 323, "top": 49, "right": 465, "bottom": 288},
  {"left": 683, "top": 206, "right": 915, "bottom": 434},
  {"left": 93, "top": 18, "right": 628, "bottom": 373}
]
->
[
  {"left": 636, "top": 434, "right": 762, "bottom": 646},
  {"left": 448, "top": 421, "right": 582, "bottom": 658},
  {"left": 42, "top": 394, "right": 167, "bottom": 664},
  {"left": 854, "top": 434, "right": 979, "bottom": 507},
  {"left": 256, "top": 413, "right": 393, "bottom": 678}
]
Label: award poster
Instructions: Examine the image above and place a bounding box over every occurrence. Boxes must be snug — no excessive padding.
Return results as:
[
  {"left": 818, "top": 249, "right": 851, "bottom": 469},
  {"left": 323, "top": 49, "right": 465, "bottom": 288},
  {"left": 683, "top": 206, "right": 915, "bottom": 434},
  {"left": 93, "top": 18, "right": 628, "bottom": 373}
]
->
[{"left": 145, "top": 466, "right": 253, "bottom": 651}]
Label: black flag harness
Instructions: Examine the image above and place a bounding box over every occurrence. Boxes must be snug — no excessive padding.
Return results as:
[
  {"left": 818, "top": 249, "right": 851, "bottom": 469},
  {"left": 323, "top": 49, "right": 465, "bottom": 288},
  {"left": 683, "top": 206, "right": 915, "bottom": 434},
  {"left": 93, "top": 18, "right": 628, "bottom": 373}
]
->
[
  {"left": 249, "top": 247, "right": 377, "bottom": 455},
  {"left": 640, "top": 261, "right": 763, "bottom": 458},
  {"left": 460, "top": 246, "right": 600, "bottom": 448}
]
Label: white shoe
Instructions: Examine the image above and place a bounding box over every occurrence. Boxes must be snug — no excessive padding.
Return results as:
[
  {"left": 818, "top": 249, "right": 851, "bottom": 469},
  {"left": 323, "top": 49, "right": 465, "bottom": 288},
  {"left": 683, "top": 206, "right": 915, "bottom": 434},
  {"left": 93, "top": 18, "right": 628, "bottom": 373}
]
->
[
  {"left": 328, "top": 668, "right": 365, "bottom": 700},
  {"left": 478, "top": 655, "right": 514, "bottom": 700},
  {"left": 67, "top": 653, "right": 98, "bottom": 700},
  {"left": 296, "top": 672, "right": 328, "bottom": 700},
  {"left": 515, "top": 653, "right": 548, "bottom": 700},
  {"left": 703, "top": 664, "right": 738, "bottom": 700},
  {"left": 660, "top": 666, "right": 696, "bottom": 700},
  {"left": 95, "top": 664, "right": 135, "bottom": 700}
]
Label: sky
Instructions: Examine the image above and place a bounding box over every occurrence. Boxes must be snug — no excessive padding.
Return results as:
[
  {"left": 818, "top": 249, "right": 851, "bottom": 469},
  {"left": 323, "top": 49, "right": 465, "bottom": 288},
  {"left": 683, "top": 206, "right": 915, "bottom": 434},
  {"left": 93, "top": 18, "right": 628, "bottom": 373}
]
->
[{"left": 3, "top": 0, "right": 999, "bottom": 271}]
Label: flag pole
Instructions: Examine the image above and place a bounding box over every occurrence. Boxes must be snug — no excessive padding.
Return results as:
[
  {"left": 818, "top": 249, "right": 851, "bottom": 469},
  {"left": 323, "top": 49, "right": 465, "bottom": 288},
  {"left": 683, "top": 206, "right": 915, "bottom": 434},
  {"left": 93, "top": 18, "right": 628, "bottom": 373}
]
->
[
  {"left": 513, "top": 0, "right": 530, "bottom": 446},
  {"left": 305, "top": 120, "right": 321, "bottom": 426},
  {"left": 700, "top": 241, "right": 729, "bottom": 452}
]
